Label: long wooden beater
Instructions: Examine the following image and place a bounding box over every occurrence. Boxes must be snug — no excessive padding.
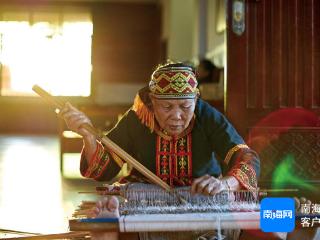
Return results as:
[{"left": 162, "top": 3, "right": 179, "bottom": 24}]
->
[{"left": 32, "top": 85, "right": 175, "bottom": 194}]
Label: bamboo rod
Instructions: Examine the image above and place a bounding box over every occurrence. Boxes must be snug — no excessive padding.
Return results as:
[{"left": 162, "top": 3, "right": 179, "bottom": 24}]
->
[
  {"left": 0, "top": 231, "right": 89, "bottom": 240},
  {"left": 0, "top": 229, "right": 41, "bottom": 236},
  {"left": 32, "top": 85, "right": 172, "bottom": 193}
]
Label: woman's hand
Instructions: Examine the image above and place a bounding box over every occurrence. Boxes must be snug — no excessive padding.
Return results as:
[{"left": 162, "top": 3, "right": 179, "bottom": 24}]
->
[
  {"left": 89, "top": 196, "right": 120, "bottom": 219},
  {"left": 89, "top": 196, "right": 120, "bottom": 240},
  {"left": 191, "top": 174, "right": 228, "bottom": 195},
  {"left": 60, "top": 102, "right": 97, "bottom": 161},
  {"left": 60, "top": 102, "right": 94, "bottom": 139}
]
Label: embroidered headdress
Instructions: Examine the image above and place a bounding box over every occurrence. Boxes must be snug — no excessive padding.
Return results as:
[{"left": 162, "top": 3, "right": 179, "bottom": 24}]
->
[
  {"left": 149, "top": 63, "right": 199, "bottom": 99},
  {"left": 133, "top": 62, "right": 198, "bottom": 135}
]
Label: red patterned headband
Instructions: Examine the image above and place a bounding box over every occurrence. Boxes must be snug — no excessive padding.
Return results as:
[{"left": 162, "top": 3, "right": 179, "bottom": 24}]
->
[{"left": 149, "top": 66, "right": 199, "bottom": 99}]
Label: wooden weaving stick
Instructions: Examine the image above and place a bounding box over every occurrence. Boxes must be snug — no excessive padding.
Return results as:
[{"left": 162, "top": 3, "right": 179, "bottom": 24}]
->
[
  {"left": 32, "top": 85, "right": 173, "bottom": 193},
  {"left": 0, "top": 229, "right": 41, "bottom": 236},
  {"left": 0, "top": 231, "right": 89, "bottom": 240}
]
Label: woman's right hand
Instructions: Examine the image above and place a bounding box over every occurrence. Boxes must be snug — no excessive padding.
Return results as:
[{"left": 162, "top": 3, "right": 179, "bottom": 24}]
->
[
  {"left": 60, "top": 102, "right": 97, "bottom": 163},
  {"left": 60, "top": 102, "right": 94, "bottom": 139}
]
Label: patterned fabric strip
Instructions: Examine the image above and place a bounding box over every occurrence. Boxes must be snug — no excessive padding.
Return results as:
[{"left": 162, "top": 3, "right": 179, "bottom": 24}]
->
[
  {"left": 132, "top": 94, "right": 155, "bottom": 132},
  {"left": 150, "top": 68, "right": 198, "bottom": 99},
  {"left": 227, "top": 150, "right": 258, "bottom": 191},
  {"left": 83, "top": 142, "right": 111, "bottom": 179},
  {"left": 224, "top": 144, "right": 249, "bottom": 165},
  {"left": 228, "top": 163, "right": 258, "bottom": 192},
  {"left": 156, "top": 133, "right": 193, "bottom": 186}
]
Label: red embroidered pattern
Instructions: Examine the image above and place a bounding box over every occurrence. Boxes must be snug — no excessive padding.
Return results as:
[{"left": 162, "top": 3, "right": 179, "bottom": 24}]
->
[
  {"left": 228, "top": 163, "right": 257, "bottom": 191},
  {"left": 84, "top": 143, "right": 111, "bottom": 179},
  {"left": 227, "top": 150, "right": 258, "bottom": 191},
  {"left": 156, "top": 134, "right": 192, "bottom": 186}
]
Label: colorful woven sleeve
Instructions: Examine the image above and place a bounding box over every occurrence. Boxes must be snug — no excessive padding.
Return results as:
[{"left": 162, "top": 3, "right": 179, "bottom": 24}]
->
[
  {"left": 226, "top": 148, "right": 260, "bottom": 191},
  {"left": 80, "top": 142, "right": 116, "bottom": 180}
]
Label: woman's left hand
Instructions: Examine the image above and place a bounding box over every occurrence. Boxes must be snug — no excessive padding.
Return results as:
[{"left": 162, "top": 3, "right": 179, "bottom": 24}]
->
[
  {"left": 88, "top": 196, "right": 120, "bottom": 219},
  {"left": 191, "top": 174, "right": 228, "bottom": 196}
]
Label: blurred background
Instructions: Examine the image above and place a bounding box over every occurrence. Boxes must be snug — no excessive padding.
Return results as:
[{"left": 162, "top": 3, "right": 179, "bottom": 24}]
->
[{"left": 0, "top": 0, "right": 319, "bottom": 238}]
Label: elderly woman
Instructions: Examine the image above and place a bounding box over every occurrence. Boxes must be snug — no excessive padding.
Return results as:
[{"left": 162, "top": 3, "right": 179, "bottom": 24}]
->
[{"left": 62, "top": 62, "right": 260, "bottom": 240}]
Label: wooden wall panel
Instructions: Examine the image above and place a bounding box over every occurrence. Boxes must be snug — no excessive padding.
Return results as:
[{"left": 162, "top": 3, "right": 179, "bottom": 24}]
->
[
  {"left": 279, "top": 0, "right": 288, "bottom": 107},
  {"left": 227, "top": 0, "right": 320, "bottom": 194},
  {"left": 306, "top": 0, "right": 320, "bottom": 108},
  {"left": 246, "top": 1, "right": 258, "bottom": 109},
  {"left": 262, "top": 0, "right": 272, "bottom": 108},
  {"left": 227, "top": 0, "right": 320, "bottom": 137},
  {"left": 91, "top": 2, "right": 161, "bottom": 89},
  {"left": 270, "top": 0, "right": 283, "bottom": 107}
]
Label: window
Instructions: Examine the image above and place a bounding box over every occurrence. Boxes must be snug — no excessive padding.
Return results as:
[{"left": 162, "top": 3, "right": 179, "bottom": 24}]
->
[{"left": 0, "top": 7, "right": 93, "bottom": 96}]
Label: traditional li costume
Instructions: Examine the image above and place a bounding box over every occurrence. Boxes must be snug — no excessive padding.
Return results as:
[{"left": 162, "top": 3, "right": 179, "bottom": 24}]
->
[{"left": 79, "top": 64, "right": 260, "bottom": 240}]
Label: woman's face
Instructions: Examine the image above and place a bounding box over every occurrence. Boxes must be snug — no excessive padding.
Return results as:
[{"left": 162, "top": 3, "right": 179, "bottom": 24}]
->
[{"left": 150, "top": 96, "right": 196, "bottom": 136}]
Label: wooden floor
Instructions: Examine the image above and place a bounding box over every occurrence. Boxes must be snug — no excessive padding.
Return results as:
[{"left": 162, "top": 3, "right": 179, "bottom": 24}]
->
[{"left": 0, "top": 135, "right": 98, "bottom": 237}]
